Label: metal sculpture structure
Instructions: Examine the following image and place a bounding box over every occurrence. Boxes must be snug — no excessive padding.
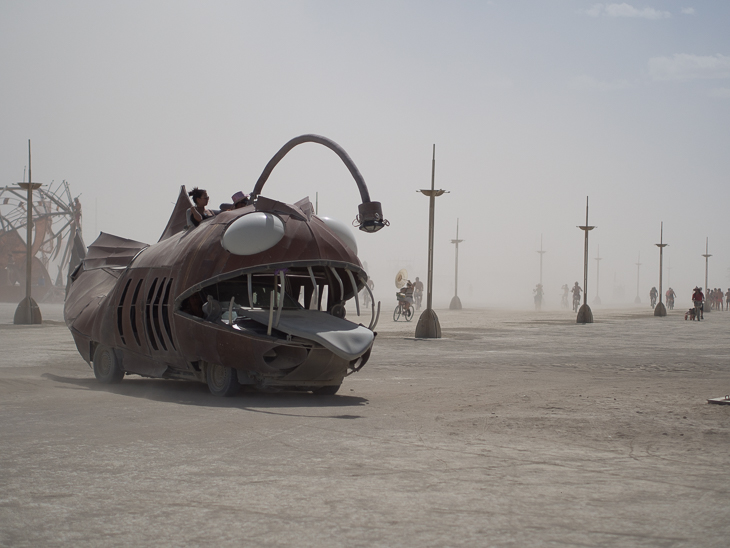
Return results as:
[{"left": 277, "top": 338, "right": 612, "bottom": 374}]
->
[
  {"left": 1, "top": 148, "right": 81, "bottom": 308},
  {"left": 654, "top": 222, "right": 668, "bottom": 317},
  {"left": 702, "top": 237, "right": 711, "bottom": 314},
  {"left": 415, "top": 145, "right": 448, "bottom": 338},
  {"left": 64, "top": 135, "right": 386, "bottom": 396},
  {"left": 634, "top": 252, "right": 642, "bottom": 304},
  {"left": 593, "top": 245, "right": 602, "bottom": 306},
  {"left": 536, "top": 234, "right": 546, "bottom": 286},
  {"left": 576, "top": 197, "right": 595, "bottom": 324},
  {"left": 449, "top": 219, "right": 464, "bottom": 310}
]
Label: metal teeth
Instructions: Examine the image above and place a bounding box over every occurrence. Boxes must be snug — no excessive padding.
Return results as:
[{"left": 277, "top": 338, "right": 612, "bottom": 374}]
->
[{"left": 196, "top": 263, "right": 377, "bottom": 331}]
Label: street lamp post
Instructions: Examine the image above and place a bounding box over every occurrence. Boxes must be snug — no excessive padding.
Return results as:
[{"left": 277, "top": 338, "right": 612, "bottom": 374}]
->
[
  {"left": 634, "top": 252, "right": 642, "bottom": 304},
  {"left": 536, "top": 234, "right": 546, "bottom": 285},
  {"left": 702, "top": 237, "right": 711, "bottom": 314},
  {"left": 654, "top": 222, "right": 667, "bottom": 317},
  {"left": 593, "top": 244, "right": 602, "bottom": 305},
  {"left": 449, "top": 219, "right": 464, "bottom": 310},
  {"left": 13, "top": 140, "right": 43, "bottom": 325},
  {"left": 415, "top": 144, "right": 448, "bottom": 338},
  {"left": 576, "top": 197, "right": 595, "bottom": 324}
]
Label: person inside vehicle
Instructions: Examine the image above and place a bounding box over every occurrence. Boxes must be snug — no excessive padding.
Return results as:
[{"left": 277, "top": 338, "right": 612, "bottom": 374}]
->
[
  {"left": 232, "top": 191, "right": 250, "bottom": 209},
  {"left": 186, "top": 187, "right": 216, "bottom": 228}
]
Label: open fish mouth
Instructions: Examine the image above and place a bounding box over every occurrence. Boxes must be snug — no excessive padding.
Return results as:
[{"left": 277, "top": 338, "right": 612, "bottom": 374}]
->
[{"left": 175, "top": 260, "right": 380, "bottom": 363}]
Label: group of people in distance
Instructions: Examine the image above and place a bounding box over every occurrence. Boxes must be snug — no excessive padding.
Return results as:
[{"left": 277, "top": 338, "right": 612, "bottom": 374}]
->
[
  {"left": 558, "top": 283, "right": 582, "bottom": 311},
  {"left": 706, "top": 287, "right": 730, "bottom": 311},
  {"left": 685, "top": 287, "right": 730, "bottom": 321},
  {"left": 186, "top": 187, "right": 250, "bottom": 229},
  {"left": 648, "top": 286, "right": 677, "bottom": 310}
]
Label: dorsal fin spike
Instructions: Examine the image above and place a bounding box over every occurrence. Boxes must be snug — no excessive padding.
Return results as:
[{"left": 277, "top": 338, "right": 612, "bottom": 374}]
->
[{"left": 159, "top": 186, "right": 192, "bottom": 242}]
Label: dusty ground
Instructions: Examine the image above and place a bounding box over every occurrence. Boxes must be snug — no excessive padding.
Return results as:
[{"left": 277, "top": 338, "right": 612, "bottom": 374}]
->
[{"left": 0, "top": 302, "right": 729, "bottom": 547}]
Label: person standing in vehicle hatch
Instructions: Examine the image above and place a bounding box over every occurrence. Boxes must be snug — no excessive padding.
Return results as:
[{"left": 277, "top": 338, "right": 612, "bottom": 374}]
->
[{"left": 186, "top": 188, "right": 216, "bottom": 228}]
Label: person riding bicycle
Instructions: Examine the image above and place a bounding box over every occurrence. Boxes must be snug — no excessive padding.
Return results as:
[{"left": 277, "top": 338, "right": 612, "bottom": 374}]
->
[
  {"left": 413, "top": 277, "right": 424, "bottom": 310},
  {"left": 397, "top": 280, "right": 414, "bottom": 310},
  {"left": 649, "top": 286, "right": 658, "bottom": 308},
  {"left": 534, "top": 283, "right": 544, "bottom": 311},
  {"left": 561, "top": 284, "right": 569, "bottom": 309},
  {"left": 571, "top": 282, "right": 582, "bottom": 312},
  {"left": 666, "top": 287, "right": 676, "bottom": 310}
]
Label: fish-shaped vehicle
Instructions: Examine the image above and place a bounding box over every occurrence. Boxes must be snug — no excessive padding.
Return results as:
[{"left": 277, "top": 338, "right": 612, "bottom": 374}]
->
[{"left": 64, "top": 135, "right": 387, "bottom": 396}]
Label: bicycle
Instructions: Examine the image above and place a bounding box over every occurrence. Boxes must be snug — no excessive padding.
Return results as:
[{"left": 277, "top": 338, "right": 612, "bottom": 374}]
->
[{"left": 393, "top": 295, "right": 414, "bottom": 322}]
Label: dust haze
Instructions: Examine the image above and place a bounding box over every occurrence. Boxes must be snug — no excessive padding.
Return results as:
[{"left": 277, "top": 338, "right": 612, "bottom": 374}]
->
[{"left": 1, "top": 1, "right": 728, "bottom": 309}]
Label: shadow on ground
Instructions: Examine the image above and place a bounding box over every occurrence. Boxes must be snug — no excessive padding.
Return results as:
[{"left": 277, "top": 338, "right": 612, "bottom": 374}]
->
[{"left": 41, "top": 373, "right": 368, "bottom": 419}]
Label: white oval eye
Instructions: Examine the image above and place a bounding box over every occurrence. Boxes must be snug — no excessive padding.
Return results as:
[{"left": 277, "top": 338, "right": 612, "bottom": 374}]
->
[
  {"left": 320, "top": 216, "right": 358, "bottom": 254},
  {"left": 222, "top": 212, "right": 285, "bottom": 255}
]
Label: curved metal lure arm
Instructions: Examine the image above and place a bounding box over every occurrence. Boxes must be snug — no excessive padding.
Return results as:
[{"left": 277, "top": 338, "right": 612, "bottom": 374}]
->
[
  {"left": 251, "top": 134, "right": 370, "bottom": 202},
  {"left": 251, "top": 134, "right": 387, "bottom": 233}
]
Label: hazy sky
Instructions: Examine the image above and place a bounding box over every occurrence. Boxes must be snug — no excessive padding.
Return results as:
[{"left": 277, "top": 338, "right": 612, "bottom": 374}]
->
[{"left": 2, "top": 1, "right": 728, "bottom": 308}]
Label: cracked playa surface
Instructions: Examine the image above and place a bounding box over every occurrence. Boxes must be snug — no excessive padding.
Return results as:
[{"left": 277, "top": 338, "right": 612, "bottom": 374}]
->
[{"left": 0, "top": 303, "right": 729, "bottom": 547}]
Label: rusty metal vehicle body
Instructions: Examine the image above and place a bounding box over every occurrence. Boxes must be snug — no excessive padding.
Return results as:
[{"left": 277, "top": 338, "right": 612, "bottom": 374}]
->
[{"left": 64, "top": 135, "right": 386, "bottom": 396}]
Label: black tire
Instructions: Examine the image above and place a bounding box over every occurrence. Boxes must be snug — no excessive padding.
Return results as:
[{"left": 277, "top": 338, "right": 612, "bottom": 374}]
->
[
  {"left": 393, "top": 304, "right": 402, "bottom": 322},
  {"left": 206, "top": 363, "right": 240, "bottom": 397},
  {"left": 312, "top": 384, "right": 341, "bottom": 395},
  {"left": 93, "top": 345, "right": 125, "bottom": 384}
]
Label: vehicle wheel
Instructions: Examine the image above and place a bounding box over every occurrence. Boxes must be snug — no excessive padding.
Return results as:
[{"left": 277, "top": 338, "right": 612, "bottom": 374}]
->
[
  {"left": 206, "top": 363, "right": 240, "bottom": 397},
  {"left": 393, "top": 304, "right": 402, "bottom": 322},
  {"left": 93, "top": 345, "right": 125, "bottom": 384},
  {"left": 312, "top": 384, "right": 341, "bottom": 395},
  {"left": 405, "top": 306, "right": 414, "bottom": 322}
]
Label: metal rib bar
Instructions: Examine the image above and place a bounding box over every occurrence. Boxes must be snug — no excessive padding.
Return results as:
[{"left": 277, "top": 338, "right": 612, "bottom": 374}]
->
[
  {"left": 267, "top": 291, "right": 274, "bottom": 336},
  {"left": 362, "top": 278, "right": 376, "bottom": 327},
  {"left": 346, "top": 269, "right": 360, "bottom": 316},
  {"left": 248, "top": 274, "right": 253, "bottom": 308},
  {"left": 307, "top": 266, "right": 319, "bottom": 310},
  {"left": 275, "top": 271, "right": 285, "bottom": 327},
  {"left": 228, "top": 297, "right": 235, "bottom": 326},
  {"left": 371, "top": 301, "right": 381, "bottom": 330},
  {"left": 330, "top": 267, "right": 345, "bottom": 303}
]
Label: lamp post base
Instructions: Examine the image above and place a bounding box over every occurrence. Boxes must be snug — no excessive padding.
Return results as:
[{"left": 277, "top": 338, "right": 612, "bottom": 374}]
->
[
  {"left": 449, "top": 295, "right": 462, "bottom": 310},
  {"left": 14, "top": 296, "right": 42, "bottom": 325},
  {"left": 634, "top": 296, "right": 641, "bottom": 304},
  {"left": 654, "top": 302, "right": 667, "bottom": 317},
  {"left": 415, "top": 308, "right": 442, "bottom": 338},
  {"left": 576, "top": 304, "right": 593, "bottom": 324},
  {"left": 593, "top": 295, "right": 601, "bottom": 305}
]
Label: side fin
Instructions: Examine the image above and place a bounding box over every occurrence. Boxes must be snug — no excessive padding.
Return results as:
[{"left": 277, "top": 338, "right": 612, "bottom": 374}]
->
[
  {"left": 159, "top": 186, "right": 192, "bottom": 242},
  {"left": 83, "top": 232, "right": 149, "bottom": 270}
]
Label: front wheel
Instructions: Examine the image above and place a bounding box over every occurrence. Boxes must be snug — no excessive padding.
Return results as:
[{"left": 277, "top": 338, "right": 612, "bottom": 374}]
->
[
  {"left": 393, "top": 304, "right": 402, "bottom": 321},
  {"left": 206, "top": 363, "right": 240, "bottom": 397},
  {"left": 93, "top": 345, "right": 125, "bottom": 384},
  {"left": 312, "top": 384, "right": 341, "bottom": 395}
]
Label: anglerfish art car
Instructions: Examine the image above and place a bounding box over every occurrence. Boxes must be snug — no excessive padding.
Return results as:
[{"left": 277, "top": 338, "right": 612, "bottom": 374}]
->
[{"left": 64, "top": 134, "right": 387, "bottom": 396}]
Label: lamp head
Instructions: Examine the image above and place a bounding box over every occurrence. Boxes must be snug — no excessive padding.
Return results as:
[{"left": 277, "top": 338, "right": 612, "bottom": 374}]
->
[{"left": 356, "top": 201, "right": 388, "bottom": 233}]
